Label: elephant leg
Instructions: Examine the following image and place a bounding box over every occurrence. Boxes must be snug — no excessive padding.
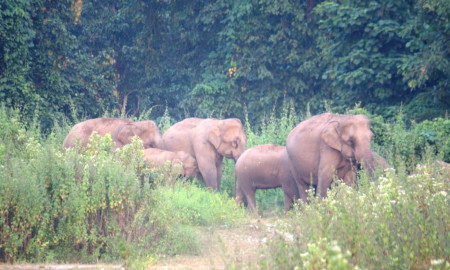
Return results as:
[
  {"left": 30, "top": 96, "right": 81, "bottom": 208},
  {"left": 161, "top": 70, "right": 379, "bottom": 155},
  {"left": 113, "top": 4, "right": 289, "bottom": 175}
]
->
[
  {"left": 289, "top": 163, "right": 309, "bottom": 203},
  {"left": 282, "top": 186, "right": 297, "bottom": 211},
  {"left": 283, "top": 193, "right": 293, "bottom": 212},
  {"left": 201, "top": 168, "right": 219, "bottom": 190},
  {"left": 343, "top": 169, "right": 356, "bottom": 186},
  {"left": 216, "top": 159, "right": 223, "bottom": 189},
  {"left": 317, "top": 165, "right": 334, "bottom": 198},
  {"left": 296, "top": 180, "right": 309, "bottom": 204},
  {"left": 197, "top": 156, "right": 219, "bottom": 190},
  {"left": 242, "top": 195, "right": 248, "bottom": 207},
  {"left": 235, "top": 185, "right": 245, "bottom": 206},
  {"left": 247, "top": 189, "right": 257, "bottom": 213},
  {"left": 316, "top": 150, "right": 341, "bottom": 198}
]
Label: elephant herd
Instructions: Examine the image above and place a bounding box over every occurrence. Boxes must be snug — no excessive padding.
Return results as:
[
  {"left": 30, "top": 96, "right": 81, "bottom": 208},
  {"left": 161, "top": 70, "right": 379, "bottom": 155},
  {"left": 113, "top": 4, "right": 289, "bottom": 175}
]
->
[{"left": 63, "top": 113, "right": 386, "bottom": 212}]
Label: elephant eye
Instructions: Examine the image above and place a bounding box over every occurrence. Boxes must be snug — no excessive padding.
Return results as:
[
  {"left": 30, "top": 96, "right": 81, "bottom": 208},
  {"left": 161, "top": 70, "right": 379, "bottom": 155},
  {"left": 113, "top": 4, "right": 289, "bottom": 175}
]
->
[
  {"left": 349, "top": 139, "right": 355, "bottom": 147},
  {"left": 232, "top": 140, "right": 238, "bottom": 149}
]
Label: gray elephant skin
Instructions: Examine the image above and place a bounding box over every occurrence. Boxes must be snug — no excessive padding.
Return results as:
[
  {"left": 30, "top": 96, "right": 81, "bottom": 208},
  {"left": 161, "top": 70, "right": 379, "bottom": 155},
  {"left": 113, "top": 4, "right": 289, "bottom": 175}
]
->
[
  {"left": 235, "top": 144, "right": 299, "bottom": 212},
  {"left": 63, "top": 118, "right": 163, "bottom": 149},
  {"left": 162, "top": 118, "right": 247, "bottom": 190},
  {"left": 286, "top": 113, "right": 375, "bottom": 201},
  {"left": 143, "top": 148, "right": 198, "bottom": 178}
]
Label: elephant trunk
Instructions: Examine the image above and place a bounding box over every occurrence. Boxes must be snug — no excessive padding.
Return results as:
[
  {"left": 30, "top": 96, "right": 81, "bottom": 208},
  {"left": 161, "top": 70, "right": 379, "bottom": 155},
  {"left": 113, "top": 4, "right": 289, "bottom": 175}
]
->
[
  {"left": 232, "top": 151, "right": 243, "bottom": 163},
  {"left": 356, "top": 148, "right": 375, "bottom": 177},
  {"left": 155, "top": 135, "right": 164, "bottom": 149}
]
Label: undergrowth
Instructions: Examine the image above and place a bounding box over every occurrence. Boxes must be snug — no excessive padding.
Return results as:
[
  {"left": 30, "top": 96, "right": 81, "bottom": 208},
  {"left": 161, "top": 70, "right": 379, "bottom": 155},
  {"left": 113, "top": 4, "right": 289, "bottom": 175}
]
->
[
  {"left": 258, "top": 161, "right": 449, "bottom": 269},
  {"left": 0, "top": 105, "right": 246, "bottom": 265}
]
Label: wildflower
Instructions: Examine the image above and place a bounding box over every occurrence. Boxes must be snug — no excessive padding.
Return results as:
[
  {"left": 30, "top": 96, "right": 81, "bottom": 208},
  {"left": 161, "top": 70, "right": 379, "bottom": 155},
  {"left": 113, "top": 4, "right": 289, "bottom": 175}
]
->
[{"left": 430, "top": 259, "right": 445, "bottom": 265}]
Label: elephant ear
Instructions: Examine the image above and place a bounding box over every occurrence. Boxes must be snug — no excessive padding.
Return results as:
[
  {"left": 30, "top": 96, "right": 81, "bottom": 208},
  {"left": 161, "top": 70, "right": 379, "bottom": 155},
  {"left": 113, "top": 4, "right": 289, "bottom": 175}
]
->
[
  {"left": 321, "top": 121, "right": 342, "bottom": 151},
  {"left": 117, "top": 124, "right": 135, "bottom": 144},
  {"left": 207, "top": 125, "right": 221, "bottom": 149}
]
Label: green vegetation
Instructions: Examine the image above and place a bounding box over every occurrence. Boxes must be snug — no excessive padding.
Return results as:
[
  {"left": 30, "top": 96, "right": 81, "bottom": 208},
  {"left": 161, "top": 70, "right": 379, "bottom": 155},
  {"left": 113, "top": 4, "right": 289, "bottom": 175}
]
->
[
  {"left": 0, "top": 101, "right": 449, "bottom": 267},
  {"left": 258, "top": 163, "right": 449, "bottom": 269},
  {"left": 0, "top": 105, "right": 246, "bottom": 264},
  {"left": 1, "top": 0, "right": 448, "bottom": 131},
  {"left": 0, "top": 0, "right": 449, "bottom": 267}
]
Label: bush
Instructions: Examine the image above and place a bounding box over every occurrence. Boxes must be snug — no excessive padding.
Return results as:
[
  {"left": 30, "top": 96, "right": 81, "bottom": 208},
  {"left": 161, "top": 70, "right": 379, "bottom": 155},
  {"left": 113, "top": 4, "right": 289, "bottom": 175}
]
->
[
  {"left": 0, "top": 108, "right": 246, "bottom": 264},
  {"left": 258, "top": 162, "right": 449, "bottom": 269},
  {"left": 414, "top": 117, "right": 450, "bottom": 162}
]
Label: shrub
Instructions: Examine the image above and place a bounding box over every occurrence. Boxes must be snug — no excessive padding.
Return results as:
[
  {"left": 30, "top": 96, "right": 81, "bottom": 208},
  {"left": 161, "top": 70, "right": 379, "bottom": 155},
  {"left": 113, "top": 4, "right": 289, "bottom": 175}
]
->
[
  {"left": 414, "top": 117, "right": 450, "bottom": 162},
  {"left": 258, "top": 161, "right": 449, "bottom": 269},
  {"left": 0, "top": 108, "right": 246, "bottom": 263}
]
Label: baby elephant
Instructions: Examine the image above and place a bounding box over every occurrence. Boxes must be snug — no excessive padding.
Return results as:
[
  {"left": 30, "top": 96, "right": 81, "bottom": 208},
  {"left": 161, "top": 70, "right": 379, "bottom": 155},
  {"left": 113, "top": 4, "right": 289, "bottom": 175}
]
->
[
  {"left": 143, "top": 148, "right": 198, "bottom": 178},
  {"left": 235, "top": 144, "right": 299, "bottom": 212}
]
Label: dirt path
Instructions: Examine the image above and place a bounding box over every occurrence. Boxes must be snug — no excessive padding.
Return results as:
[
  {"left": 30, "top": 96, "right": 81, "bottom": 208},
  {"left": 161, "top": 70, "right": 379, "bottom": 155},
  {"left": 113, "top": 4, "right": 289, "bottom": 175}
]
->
[{"left": 149, "top": 218, "right": 280, "bottom": 270}]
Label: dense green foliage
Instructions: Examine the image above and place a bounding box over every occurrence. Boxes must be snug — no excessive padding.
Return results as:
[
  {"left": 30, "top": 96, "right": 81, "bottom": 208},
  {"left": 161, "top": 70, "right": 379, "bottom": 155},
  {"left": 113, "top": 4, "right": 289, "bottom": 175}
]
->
[{"left": 1, "top": 0, "right": 449, "bottom": 131}]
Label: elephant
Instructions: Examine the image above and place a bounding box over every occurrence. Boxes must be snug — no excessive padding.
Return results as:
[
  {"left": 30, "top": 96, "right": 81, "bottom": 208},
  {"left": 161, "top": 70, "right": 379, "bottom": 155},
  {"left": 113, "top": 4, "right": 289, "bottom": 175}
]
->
[
  {"left": 63, "top": 118, "right": 163, "bottom": 149},
  {"left": 340, "top": 151, "right": 388, "bottom": 186},
  {"left": 286, "top": 113, "right": 375, "bottom": 201},
  {"left": 162, "top": 118, "right": 247, "bottom": 190},
  {"left": 235, "top": 144, "right": 299, "bottom": 212},
  {"left": 143, "top": 148, "right": 198, "bottom": 178}
]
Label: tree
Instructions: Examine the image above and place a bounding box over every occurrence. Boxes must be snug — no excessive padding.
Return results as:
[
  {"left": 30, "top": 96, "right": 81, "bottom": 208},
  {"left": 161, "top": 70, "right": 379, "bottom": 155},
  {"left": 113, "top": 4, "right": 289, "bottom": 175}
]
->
[{"left": 399, "top": 0, "right": 450, "bottom": 120}]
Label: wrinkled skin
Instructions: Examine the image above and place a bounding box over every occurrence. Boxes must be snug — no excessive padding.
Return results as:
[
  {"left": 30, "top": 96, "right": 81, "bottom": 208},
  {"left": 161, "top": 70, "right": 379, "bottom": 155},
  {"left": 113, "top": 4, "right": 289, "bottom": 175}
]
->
[
  {"left": 286, "top": 113, "right": 375, "bottom": 201},
  {"left": 162, "top": 118, "right": 247, "bottom": 190},
  {"left": 63, "top": 118, "right": 163, "bottom": 149},
  {"left": 235, "top": 144, "right": 299, "bottom": 212},
  {"left": 143, "top": 148, "right": 198, "bottom": 178}
]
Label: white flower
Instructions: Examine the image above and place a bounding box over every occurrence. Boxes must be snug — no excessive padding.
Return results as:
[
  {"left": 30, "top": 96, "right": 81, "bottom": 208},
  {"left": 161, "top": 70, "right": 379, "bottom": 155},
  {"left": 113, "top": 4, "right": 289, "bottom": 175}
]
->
[
  {"left": 430, "top": 259, "right": 445, "bottom": 265},
  {"left": 300, "top": 252, "right": 309, "bottom": 258}
]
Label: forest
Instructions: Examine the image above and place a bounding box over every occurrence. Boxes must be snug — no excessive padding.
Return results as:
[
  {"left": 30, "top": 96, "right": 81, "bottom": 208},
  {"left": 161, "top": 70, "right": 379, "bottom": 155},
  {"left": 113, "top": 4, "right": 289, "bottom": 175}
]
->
[
  {"left": 1, "top": 0, "right": 449, "bottom": 129},
  {"left": 0, "top": 0, "right": 449, "bottom": 269}
]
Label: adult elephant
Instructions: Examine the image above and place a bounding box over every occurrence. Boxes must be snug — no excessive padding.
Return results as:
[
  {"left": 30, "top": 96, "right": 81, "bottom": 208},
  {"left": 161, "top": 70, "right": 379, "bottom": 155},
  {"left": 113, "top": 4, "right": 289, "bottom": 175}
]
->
[
  {"left": 286, "top": 113, "right": 375, "bottom": 201},
  {"left": 235, "top": 144, "right": 299, "bottom": 212},
  {"left": 143, "top": 148, "right": 198, "bottom": 178},
  {"left": 63, "top": 118, "right": 163, "bottom": 149},
  {"left": 162, "top": 118, "right": 247, "bottom": 190}
]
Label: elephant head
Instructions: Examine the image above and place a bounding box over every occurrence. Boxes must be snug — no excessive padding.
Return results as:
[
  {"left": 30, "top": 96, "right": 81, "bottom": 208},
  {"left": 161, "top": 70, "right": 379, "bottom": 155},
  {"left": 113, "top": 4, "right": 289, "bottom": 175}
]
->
[
  {"left": 207, "top": 118, "right": 247, "bottom": 162},
  {"left": 117, "top": 120, "right": 163, "bottom": 149},
  {"left": 320, "top": 115, "right": 375, "bottom": 175},
  {"left": 176, "top": 151, "right": 199, "bottom": 178}
]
